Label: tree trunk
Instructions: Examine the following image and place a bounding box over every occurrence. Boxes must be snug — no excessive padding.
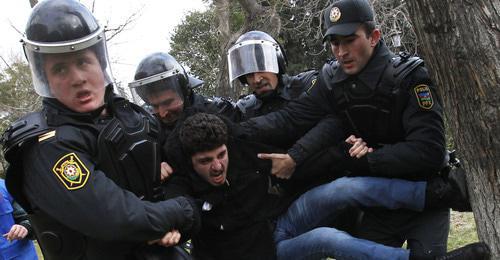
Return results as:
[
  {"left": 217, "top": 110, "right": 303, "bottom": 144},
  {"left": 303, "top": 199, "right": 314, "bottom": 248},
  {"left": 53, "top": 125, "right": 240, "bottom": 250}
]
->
[
  {"left": 214, "top": 0, "right": 232, "bottom": 98},
  {"left": 406, "top": 0, "right": 500, "bottom": 256}
]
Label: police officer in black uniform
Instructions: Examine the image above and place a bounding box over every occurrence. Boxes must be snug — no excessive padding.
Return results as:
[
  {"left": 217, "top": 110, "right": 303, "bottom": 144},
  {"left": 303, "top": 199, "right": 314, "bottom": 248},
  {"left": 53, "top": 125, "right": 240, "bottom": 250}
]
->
[
  {"left": 240, "top": 0, "right": 488, "bottom": 258},
  {"left": 228, "top": 31, "right": 317, "bottom": 122},
  {"left": 129, "top": 52, "right": 235, "bottom": 138},
  {"left": 229, "top": 31, "right": 355, "bottom": 196},
  {"left": 1, "top": 0, "right": 199, "bottom": 259}
]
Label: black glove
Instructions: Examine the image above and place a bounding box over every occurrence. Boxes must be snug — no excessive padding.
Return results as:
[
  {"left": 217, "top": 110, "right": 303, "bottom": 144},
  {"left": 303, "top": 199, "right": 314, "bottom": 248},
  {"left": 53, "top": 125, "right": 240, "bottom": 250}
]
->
[{"left": 329, "top": 142, "right": 371, "bottom": 176}]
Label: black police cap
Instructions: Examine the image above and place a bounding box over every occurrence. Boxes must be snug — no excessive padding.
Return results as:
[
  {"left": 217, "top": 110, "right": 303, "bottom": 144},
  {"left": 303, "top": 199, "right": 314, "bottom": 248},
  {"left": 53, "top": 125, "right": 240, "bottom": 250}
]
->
[{"left": 323, "top": 0, "right": 374, "bottom": 40}]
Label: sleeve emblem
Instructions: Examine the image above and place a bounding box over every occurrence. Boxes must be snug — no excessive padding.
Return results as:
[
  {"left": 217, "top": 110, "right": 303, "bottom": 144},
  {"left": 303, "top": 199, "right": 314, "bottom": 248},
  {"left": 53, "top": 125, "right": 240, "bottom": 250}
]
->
[
  {"left": 414, "top": 84, "right": 434, "bottom": 109},
  {"left": 52, "top": 153, "right": 90, "bottom": 190}
]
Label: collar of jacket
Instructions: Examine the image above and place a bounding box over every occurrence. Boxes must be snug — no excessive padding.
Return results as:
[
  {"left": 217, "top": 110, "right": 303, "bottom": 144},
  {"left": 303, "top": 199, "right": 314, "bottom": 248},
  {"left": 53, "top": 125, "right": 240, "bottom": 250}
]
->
[
  {"left": 278, "top": 74, "right": 293, "bottom": 101},
  {"left": 256, "top": 85, "right": 283, "bottom": 103},
  {"left": 331, "top": 40, "right": 394, "bottom": 89},
  {"left": 43, "top": 84, "right": 118, "bottom": 127}
]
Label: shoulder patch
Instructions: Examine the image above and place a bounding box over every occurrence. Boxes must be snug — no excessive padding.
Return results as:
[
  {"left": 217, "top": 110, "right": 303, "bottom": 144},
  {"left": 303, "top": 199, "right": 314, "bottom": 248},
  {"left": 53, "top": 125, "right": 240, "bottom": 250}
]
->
[
  {"left": 52, "top": 153, "right": 90, "bottom": 190},
  {"left": 414, "top": 84, "right": 434, "bottom": 109}
]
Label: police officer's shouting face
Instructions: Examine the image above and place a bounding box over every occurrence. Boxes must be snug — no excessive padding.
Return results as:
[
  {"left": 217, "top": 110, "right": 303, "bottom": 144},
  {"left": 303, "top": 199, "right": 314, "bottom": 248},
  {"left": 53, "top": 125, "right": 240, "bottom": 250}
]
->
[
  {"left": 329, "top": 25, "right": 381, "bottom": 75},
  {"left": 245, "top": 72, "right": 279, "bottom": 97},
  {"left": 44, "top": 49, "right": 106, "bottom": 113},
  {"left": 191, "top": 144, "right": 229, "bottom": 187}
]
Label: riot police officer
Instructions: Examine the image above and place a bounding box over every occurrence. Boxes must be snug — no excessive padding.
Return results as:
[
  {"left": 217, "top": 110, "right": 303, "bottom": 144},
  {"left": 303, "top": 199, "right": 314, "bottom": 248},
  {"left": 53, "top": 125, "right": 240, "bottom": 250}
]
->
[
  {"left": 129, "top": 52, "right": 235, "bottom": 137},
  {"left": 227, "top": 30, "right": 317, "bottom": 122},
  {"left": 240, "top": 0, "right": 487, "bottom": 258},
  {"left": 1, "top": 0, "right": 199, "bottom": 259}
]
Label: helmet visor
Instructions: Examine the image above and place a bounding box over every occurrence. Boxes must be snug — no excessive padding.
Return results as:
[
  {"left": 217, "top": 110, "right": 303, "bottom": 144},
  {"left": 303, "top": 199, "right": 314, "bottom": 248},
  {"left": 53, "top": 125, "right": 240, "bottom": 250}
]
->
[
  {"left": 128, "top": 70, "right": 185, "bottom": 106},
  {"left": 23, "top": 27, "right": 113, "bottom": 97},
  {"left": 227, "top": 40, "right": 280, "bottom": 86}
]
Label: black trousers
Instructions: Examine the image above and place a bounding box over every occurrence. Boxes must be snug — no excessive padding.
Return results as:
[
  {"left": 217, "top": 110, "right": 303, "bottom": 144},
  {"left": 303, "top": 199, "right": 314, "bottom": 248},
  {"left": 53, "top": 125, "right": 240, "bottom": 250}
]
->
[{"left": 355, "top": 207, "right": 450, "bottom": 257}]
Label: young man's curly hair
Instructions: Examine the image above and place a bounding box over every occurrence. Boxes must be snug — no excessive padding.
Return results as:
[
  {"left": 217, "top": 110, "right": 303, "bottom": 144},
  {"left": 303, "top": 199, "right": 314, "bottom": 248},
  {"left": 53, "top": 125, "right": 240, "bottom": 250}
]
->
[{"left": 179, "top": 113, "right": 228, "bottom": 156}]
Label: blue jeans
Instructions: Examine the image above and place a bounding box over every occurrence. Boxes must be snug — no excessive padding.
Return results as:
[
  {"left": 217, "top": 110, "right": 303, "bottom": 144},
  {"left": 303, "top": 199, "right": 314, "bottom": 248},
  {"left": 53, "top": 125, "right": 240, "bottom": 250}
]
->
[{"left": 274, "top": 177, "right": 426, "bottom": 260}]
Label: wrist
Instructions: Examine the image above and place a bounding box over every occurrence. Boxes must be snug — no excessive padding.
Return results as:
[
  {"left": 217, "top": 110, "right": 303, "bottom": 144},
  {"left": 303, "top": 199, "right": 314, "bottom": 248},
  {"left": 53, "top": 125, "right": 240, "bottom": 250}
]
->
[{"left": 288, "top": 145, "right": 305, "bottom": 165}]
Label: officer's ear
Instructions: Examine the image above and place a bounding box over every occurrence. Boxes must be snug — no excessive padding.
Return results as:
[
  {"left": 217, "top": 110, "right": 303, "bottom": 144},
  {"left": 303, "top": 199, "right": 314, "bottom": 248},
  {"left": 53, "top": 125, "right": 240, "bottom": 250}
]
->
[{"left": 369, "top": 29, "right": 381, "bottom": 47}]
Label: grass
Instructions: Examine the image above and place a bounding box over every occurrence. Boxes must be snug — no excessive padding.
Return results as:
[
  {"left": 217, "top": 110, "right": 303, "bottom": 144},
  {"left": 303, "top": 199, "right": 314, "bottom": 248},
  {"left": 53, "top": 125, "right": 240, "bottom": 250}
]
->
[
  {"left": 448, "top": 211, "right": 478, "bottom": 250},
  {"left": 33, "top": 211, "right": 478, "bottom": 259},
  {"left": 401, "top": 210, "right": 478, "bottom": 252}
]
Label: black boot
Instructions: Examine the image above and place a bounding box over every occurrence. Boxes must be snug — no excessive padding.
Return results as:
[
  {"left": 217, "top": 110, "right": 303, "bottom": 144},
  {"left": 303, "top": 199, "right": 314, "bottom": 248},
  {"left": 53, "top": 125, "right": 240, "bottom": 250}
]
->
[
  {"left": 425, "top": 167, "right": 472, "bottom": 212},
  {"left": 435, "top": 242, "right": 490, "bottom": 260}
]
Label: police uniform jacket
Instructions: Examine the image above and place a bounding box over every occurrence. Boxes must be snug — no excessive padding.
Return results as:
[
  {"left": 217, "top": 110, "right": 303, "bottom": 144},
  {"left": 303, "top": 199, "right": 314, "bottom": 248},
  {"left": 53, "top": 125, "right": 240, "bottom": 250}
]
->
[
  {"left": 160, "top": 93, "right": 236, "bottom": 139},
  {"left": 234, "top": 71, "right": 318, "bottom": 123},
  {"left": 164, "top": 129, "right": 293, "bottom": 260},
  {"left": 242, "top": 41, "right": 446, "bottom": 180},
  {"left": 2, "top": 93, "right": 200, "bottom": 259}
]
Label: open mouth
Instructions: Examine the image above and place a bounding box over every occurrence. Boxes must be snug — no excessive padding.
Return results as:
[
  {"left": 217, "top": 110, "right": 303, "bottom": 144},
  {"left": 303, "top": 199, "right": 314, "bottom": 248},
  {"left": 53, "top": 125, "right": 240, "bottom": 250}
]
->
[
  {"left": 255, "top": 80, "right": 270, "bottom": 89},
  {"left": 76, "top": 90, "right": 92, "bottom": 102},
  {"left": 342, "top": 60, "right": 354, "bottom": 68},
  {"left": 210, "top": 171, "right": 225, "bottom": 184},
  {"left": 254, "top": 83, "right": 271, "bottom": 94}
]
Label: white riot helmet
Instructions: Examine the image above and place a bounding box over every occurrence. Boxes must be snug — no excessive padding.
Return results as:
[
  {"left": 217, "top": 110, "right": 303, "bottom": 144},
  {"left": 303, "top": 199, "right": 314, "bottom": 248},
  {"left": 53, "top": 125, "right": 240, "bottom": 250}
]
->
[{"left": 227, "top": 31, "right": 287, "bottom": 87}]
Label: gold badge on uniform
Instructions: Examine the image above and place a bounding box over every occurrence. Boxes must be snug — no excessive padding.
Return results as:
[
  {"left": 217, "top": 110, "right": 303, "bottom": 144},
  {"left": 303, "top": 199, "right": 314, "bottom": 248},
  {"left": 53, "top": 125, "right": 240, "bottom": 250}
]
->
[
  {"left": 330, "top": 7, "right": 341, "bottom": 22},
  {"left": 306, "top": 78, "right": 318, "bottom": 94},
  {"left": 414, "top": 84, "right": 434, "bottom": 109},
  {"left": 52, "top": 153, "right": 90, "bottom": 190}
]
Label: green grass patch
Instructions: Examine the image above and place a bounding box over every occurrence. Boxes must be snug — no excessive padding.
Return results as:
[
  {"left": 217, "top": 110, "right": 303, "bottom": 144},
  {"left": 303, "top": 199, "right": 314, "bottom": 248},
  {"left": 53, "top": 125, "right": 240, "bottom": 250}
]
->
[{"left": 448, "top": 211, "right": 478, "bottom": 250}]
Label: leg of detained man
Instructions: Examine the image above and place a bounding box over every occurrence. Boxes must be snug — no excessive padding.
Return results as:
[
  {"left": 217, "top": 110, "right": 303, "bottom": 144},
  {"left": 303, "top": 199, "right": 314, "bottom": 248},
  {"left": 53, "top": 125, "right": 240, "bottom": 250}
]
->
[
  {"left": 276, "top": 226, "right": 409, "bottom": 260},
  {"left": 274, "top": 177, "right": 426, "bottom": 243}
]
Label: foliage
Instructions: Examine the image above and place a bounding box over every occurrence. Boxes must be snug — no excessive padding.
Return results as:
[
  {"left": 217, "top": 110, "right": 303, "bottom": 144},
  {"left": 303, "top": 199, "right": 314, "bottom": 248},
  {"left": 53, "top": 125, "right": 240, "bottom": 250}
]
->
[
  {"left": 372, "top": 0, "right": 417, "bottom": 54},
  {"left": 169, "top": 3, "right": 248, "bottom": 98},
  {"left": 170, "top": 8, "right": 221, "bottom": 98},
  {"left": 169, "top": 0, "right": 418, "bottom": 99},
  {"left": 279, "top": 0, "right": 331, "bottom": 72},
  {"left": 0, "top": 57, "right": 41, "bottom": 177}
]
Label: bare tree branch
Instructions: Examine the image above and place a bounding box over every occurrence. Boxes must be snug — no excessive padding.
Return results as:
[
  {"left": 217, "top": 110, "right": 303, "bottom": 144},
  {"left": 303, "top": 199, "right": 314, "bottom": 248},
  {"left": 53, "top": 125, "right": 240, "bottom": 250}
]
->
[
  {"left": 0, "top": 56, "right": 13, "bottom": 71},
  {"left": 104, "top": 8, "right": 142, "bottom": 41},
  {"left": 9, "top": 22, "right": 24, "bottom": 38},
  {"left": 29, "top": 0, "right": 38, "bottom": 8},
  {"left": 238, "top": 0, "right": 265, "bottom": 18}
]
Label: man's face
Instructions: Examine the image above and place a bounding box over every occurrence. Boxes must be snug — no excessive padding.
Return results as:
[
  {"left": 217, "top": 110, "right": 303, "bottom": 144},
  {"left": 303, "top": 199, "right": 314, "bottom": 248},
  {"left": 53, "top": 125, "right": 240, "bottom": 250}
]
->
[
  {"left": 329, "top": 26, "right": 380, "bottom": 75},
  {"left": 244, "top": 72, "right": 279, "bottom": 97},
  {"left": 191, "top": 144, "right": 229, "bottom": 187},
  {"left": 44, "top": 49, "right": 106, "bottom": 113},
  {"left": 146, "top": 89, "right": 184, "bottom": 125}
]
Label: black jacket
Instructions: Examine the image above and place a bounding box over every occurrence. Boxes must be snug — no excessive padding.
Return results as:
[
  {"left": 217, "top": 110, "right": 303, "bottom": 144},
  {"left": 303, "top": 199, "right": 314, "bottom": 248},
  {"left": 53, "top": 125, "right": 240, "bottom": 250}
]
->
[
  {"left": 160, "top": 92, "right": 235, "bottom": 137},
  {"left": 2, "top": 93, "right": 200, "bottom": 259},
  {"left": 164, "top": 133, "right": 294, "bottom": 260},
  {"left": 241, "top": 42, "right": 446, "bottom": 180},
  {"left": 234, "top": 71, "right": 317, "bottom": 122}
]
